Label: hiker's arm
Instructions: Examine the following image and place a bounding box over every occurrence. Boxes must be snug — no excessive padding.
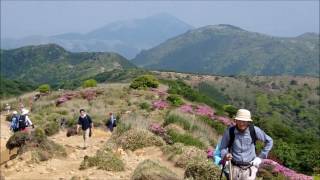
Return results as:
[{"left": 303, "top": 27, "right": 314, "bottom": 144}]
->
[
  {"left": 254, "top": 126, "right": 273, "bottom": 159},
  {"left": 26, "top": 116, "right": 33, "bottom": 126},
  {"left": 219, "top": 128, "right": 231, "bottom": 160},
  {"left": 88, "top": 116, "right": 93, "bottom": 129}
]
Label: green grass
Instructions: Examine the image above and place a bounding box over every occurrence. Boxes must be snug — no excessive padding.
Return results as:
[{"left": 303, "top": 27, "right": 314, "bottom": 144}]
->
[
  {"left": 199, "top": 116, "right": 226, "bottom": 135},
  {"left": 164, "top": 114, "right": 197, "bottom": 131},
  {"left": 167, "top": 130, "right": 205, "bottom": 149},
  {"left": 79, "top": 148, "right": 125, "bottom": 171}
]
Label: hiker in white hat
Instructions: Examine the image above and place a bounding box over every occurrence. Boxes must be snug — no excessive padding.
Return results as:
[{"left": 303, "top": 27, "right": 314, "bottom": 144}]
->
[
  {"left": 19, "top": 108, "right": 34, "bottom": 131},
  {"left": 219, "top": 109, "right": 273, "bottom": 180}
]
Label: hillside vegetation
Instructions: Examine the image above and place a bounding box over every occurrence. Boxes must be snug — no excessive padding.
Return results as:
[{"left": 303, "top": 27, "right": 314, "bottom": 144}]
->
[
  {"left": 156, "top": 71, "right": 320, "bottom": 175},
  {"left": 132, "top": 25, "right": 319, "bottom": 76},
  {"left": 0, "top": 44, "right": 136, "bottom": 87}
]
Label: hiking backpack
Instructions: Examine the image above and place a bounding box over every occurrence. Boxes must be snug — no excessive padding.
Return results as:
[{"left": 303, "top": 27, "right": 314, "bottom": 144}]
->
[
  {"left": 18, "top": 115, "right": 27, "bottom": 130},
  {"left": 227, "top": 124, "right": 257, "bottom": 150},
  {"left": 11, "top": 115, "right": 20, "bottom": 131}
]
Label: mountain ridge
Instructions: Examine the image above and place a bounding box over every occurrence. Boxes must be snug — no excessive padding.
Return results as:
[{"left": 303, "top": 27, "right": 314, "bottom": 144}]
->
[{"left": 132, "top": 24, "right": 319, "bottom": 76}]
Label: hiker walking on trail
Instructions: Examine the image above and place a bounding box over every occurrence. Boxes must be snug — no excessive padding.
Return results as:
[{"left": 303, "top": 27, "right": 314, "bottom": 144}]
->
[
  {"left": 76, "top": 109, "right": 93, "bottom": 149},
  {"left": 18, "top": 108, "right": 33, "bottom": 132},
  {"left": 10, "top": 111, "right": 20, "bottom": 133},
  {"left": 106, "top": 112, "right": 116, "bottom": 132},
  {"left": 219, "top": 109, "right": 273, "bottom": 180}
]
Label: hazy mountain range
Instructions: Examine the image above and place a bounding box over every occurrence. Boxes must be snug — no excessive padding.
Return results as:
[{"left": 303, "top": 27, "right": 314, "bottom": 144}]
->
[
  {"left": 132, "top": 25, "right": 319, "bottom": 76},
  {"left": 1, "top": 13, "right": 193, "bottom": 59}
]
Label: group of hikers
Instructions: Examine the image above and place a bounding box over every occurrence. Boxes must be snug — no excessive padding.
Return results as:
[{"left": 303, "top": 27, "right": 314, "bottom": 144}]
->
[
  {"left": 8, "top": 107, "right": 117, "bottom": 150},
  {"left": 9, "top": 108, "right": 34, "bottom": 132},
  {"left": 7, "top": 103, "right": 272, "bottom": 180}
]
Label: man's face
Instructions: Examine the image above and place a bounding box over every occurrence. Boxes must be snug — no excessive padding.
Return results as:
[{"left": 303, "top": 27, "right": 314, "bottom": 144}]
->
[
  {"left": 235, "top": 120, "right": 249, "bottom": 132},
  {"left": 80, "top": 110, "right": 85, "bottom": 116}
]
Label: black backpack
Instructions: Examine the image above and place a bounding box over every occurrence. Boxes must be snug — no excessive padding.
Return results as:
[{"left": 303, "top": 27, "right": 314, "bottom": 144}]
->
[
  {"left": 227, "top": 124, "right": 257, "bottom": 150},
  {"left": 18, "top": 115, "right": 27, "bottom": 130}
]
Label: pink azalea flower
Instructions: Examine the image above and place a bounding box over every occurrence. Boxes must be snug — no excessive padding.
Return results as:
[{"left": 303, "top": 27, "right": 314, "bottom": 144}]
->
[
  {"left": 179, "top": 104, "right": 194, "bottom": 113},
  {"left": 195, "top": 105, "right": 214, "bottom": 117},
  {"left": 262, "top": 159, "right": 312, "bottom": 180},
  {"left": 213, "top": 115, "right": 234, "bottom": 126},
  {"left": 152, "top": 100, "right": 169, "bottom": 109}
]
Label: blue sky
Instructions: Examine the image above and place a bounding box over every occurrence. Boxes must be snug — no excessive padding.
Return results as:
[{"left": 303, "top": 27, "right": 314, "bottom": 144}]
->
[{"left": 1, "top": 1, "right": 319, "bottom": 38}]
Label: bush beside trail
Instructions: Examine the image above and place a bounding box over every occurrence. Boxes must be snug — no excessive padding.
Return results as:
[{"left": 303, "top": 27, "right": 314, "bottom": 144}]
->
[
  {"left": 115, "top": 129, "right": 164, "bottom": 151},
  {"left": 132, "top": 159, "right": 179, "bottom": 180},
  {"left": 6, "top": 128, "right": 66, "bottom": 162}
]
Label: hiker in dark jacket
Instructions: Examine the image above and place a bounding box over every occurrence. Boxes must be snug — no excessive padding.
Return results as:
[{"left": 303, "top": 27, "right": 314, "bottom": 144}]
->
[
  {"left": 76, "top": 109, "right": 93, "bottom": 149},
  {"left": 106, "top": 112, "right": 116, "bottom": 132},
  {"left": 219, "top": 109, "right": 273, "bottom": 180}
]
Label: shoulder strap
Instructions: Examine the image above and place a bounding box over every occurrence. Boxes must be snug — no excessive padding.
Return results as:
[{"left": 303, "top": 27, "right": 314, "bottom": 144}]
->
[
  {"left": 228, "top": 125, "right": 257, "bottom": 150},
  {"left": 228, "top": 126, "right": 235, "bottom": 150},
  {"left": 249, "top": 124, "right": 257, "bottom": 145}
]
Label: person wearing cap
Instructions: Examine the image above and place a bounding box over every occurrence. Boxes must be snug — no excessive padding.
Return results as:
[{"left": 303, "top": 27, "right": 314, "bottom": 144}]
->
[
  {"left": 219, "top": 109, "right": 273, "bottom": 180},
  {"left": 10, "top": 110, "right": 20, "bottom": 132},
  {"left": 19, "top": 108, "right": 33, "bottom": 131}
]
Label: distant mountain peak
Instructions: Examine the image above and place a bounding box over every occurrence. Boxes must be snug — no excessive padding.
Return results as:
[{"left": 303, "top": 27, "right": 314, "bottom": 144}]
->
[
  {"left": 297, "top": 32, "right": 319, "bottom": 39},
  {"left": 201, "top": 24, "right": 245, "bottom": 32}
]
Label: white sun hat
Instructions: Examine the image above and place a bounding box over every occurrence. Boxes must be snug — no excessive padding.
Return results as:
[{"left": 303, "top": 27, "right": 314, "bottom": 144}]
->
[
  {"left": 234, "top": 109, "right": 252, "bottom": 122},
  {"left": 21, "top": 108, "right": 29, "bottom": 115}
]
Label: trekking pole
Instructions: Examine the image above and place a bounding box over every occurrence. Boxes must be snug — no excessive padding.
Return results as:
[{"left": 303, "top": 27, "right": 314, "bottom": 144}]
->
[
  {"left": 219, "top": 163, "right": 225, "bottom": 180},
  {"left": 229, "top": 160, "right": 233, "bottom": 180}
]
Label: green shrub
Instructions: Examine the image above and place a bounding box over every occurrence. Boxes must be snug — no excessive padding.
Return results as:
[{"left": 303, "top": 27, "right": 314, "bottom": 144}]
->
[
  {"left": 162, "top": 143, "right": 207, "bottom": 168},
  {"left": 38, "top": 84, "right": 51, "bottom": 93},
  {"left": 200, "top": 116, "right": 226, "bottom": 135},
  {"left": 184, "top": 160, "right": 221, "bottom": 179},
  {"left": 223, "top": 104, "right": 238, "bottom": 118},
  {"left": 79, "top": 148, "right": 124, "bottom": 171},
  {"left": 164, "top": 114, "right": 195, "bottom": 131},
  {"left": 167, "top": 130, "right": 205, "bottom": 149},
  {"left": 167, "top": 94, "right": 184, "bottom": 106},
  {"left": 132, "top": 160, "right": 179, "bottom": 180},
  {"left": 113, "top": 122, "right": 132, "bottom": 138},
  {"left": 130, "top": 75, "right": 159, "bottom": 89},
  {"left": 6, "top": 131, "right": 30, "bottom": 150},
  {"left": 82, "top": 79, "right": 97, "bottom": 88},
  {"left": 161, "top": 143, "right": 184, "bottom": 160},
  {"left": 33, "top": 127, "right": 46, "bottom": 143},
  {"left": 54, "top": 109, "right": 69, "bottom": 115},
  {"left": 115, "top": 129, "right": 164, "bottom": 151},
  {"left": 139, "top": 102, "right": 151, "bottom": 110},
  {"left": 44, "top": 121, "right": 60, "bottom": 136}
]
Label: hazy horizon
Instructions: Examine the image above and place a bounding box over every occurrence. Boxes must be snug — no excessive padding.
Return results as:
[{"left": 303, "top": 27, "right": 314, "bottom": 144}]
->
[{"left": 1, "top": 1, "right": 319, "bottom": 39}]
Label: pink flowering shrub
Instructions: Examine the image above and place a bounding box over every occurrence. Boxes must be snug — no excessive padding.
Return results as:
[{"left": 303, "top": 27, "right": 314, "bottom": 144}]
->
[
  {"left": 179, "top": 104, "right": 215, "bottom": 118},
  {"left": 56, "top": 92, "right": 78, "bottom": 106},
  {"left": 206, "top": 148, "right": 214, "bottom": 158},
  {"left": 195, "top": 105, "right": 214, "bottom": 117},
  {"left": 213, "top": 116, "right": 234, "bottom": 126},
  {"left": 148, "top": 123, "right": 173, "bottom": 144},
  {"left": 149, "top": 123, "right": 166, "bottom": 136},
  {"left": 179, "top": 104, "right": 194, "bottom": 113},
  {"left": 152, "top": 100, "right": 169, "bottom": 110},
  {"left": 81, "top": 90, "right": 97, "bottom": 101},
  {"left": 262, "top": 159, "right": 312, "bottom": 180}
]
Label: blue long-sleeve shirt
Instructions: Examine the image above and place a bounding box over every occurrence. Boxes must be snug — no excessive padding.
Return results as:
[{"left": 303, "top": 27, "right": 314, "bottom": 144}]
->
[{"left": 219, "top": 126, "right": 273, "bottom": 163}]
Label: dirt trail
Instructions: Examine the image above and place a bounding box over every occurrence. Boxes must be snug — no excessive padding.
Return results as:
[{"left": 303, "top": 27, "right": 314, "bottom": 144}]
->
[
  {"left": 1, "top": 126, "right": 185, "bottom": 180},
  {"left": 0, "top": 114, "right": 18, "bottom": 165}
]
